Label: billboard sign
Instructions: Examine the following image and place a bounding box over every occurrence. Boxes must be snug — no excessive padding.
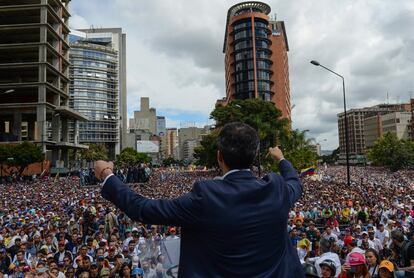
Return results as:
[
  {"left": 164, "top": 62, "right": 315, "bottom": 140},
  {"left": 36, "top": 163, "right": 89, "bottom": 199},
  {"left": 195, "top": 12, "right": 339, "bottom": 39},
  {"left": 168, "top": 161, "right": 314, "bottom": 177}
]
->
[{"left": 137, "top": 140, "right": 159, "bottom": 153}]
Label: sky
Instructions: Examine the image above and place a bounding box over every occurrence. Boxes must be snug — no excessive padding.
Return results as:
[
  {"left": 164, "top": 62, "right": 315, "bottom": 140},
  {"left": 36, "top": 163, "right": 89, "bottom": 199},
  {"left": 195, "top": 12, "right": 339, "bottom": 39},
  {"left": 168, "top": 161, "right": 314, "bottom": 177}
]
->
[{"left": 70, "top": 0, "right": 414, "bottom": 150}]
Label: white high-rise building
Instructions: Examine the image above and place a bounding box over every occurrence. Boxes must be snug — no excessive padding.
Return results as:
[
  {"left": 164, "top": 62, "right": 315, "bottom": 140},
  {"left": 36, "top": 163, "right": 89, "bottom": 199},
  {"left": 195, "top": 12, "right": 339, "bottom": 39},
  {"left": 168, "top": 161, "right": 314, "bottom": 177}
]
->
[{"left": 73, "top": 28, "right": 127, "bottom": 156}]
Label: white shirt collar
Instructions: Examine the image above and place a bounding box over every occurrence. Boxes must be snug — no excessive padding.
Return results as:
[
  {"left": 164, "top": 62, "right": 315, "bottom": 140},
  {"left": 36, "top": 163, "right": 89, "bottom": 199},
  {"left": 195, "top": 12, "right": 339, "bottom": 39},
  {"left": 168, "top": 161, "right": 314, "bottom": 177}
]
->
[{"left": 214, "top": 169, "right": 250, "bottom": 180}]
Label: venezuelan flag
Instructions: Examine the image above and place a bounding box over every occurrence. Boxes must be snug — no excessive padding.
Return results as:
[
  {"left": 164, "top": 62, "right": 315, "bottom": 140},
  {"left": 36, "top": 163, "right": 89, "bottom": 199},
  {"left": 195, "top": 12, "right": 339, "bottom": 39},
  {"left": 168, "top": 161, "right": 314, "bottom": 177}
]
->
[{"left": 300, "top": 167, "right": 316, "bottom": 177}]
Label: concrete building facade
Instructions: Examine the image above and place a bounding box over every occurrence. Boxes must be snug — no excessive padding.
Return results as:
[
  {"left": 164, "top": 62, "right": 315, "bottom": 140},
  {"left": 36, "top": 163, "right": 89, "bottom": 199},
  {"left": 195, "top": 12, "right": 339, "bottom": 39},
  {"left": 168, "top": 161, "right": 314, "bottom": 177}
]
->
[
  {"left": 129, "top": 97, "right": 157, "bottom": 135},
  {"left": 77, "top": 28, "right": 127, "bottom": 152},
  {"left": 222, "top": 1, "right": 291, "bottom": 120},
  {"left": 381, "top": 112, "right": 411, "bottom": 139},
  {"left": 156, "top": 116, "right": 166, "bottom": 137},
  {"left": 363, "top": 115, "right": 382, "bottom": 149},
  {"left": 178, "top": 126, "right": 210, "bottom": 162},
  {"left": 364, "top": 112, "right": 411, "bottom": 149},
  {"left": 310, "top": 143, "right": 322, "bottom": 156},
  {"left": 126, "top": 97, "right": 167, "bottom": 164},
  {"left": 182, "top": 140, "right": 198, "bottom": 162},
  {"left": 0, "top": 0, "right": 87, "bottom": 170},
  {"left": 156, "top": 116, "right": 167, "bottom": 158},
  {"left": 338, "top": 103, "right": 411, "bottom": 159},
  {"left": 166, "top": 128, "right": 179, "bottom": 159},
  {"left": 69, "top": 31, "right": 119, "bottom": 159}
]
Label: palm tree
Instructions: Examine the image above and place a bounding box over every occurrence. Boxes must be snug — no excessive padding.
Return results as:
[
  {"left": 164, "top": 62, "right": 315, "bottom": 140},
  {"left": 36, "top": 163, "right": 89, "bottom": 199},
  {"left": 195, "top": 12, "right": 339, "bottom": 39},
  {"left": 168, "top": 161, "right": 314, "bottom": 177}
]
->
[{"left": 280, "top": 129, "right": 317, "bottom": 170}]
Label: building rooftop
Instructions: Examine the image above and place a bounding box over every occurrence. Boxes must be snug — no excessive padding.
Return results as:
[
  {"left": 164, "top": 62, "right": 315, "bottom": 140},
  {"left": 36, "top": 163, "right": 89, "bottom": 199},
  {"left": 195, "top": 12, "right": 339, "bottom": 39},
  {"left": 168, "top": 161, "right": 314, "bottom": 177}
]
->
[{"left": 223, "top": 1, "right": 271, "bottom": 53}]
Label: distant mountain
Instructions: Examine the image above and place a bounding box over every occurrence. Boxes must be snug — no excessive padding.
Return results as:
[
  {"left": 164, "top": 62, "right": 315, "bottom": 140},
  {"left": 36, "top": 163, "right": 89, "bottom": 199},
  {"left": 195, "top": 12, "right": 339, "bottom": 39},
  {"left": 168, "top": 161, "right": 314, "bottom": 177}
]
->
[{"left": 320, "top": 150, "right": 333, "bottom": 156}]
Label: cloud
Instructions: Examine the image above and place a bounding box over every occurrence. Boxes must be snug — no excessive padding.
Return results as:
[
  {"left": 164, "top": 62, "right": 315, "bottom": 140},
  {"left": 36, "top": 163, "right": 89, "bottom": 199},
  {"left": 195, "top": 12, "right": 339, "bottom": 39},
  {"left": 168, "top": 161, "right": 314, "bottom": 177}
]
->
[
  {"left": 69, "top": 14, "right": 89, "bottom": 29},
  {"left": 70, "top": 0, "right": 414, "bottom": 150}
]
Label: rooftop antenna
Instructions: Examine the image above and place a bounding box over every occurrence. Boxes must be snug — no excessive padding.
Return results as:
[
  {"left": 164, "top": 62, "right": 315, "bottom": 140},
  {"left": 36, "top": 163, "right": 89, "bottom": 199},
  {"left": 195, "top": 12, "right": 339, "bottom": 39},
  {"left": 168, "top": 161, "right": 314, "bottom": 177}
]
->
[{"left": 387, "top": 91, "right": 389, "bottom": 104}]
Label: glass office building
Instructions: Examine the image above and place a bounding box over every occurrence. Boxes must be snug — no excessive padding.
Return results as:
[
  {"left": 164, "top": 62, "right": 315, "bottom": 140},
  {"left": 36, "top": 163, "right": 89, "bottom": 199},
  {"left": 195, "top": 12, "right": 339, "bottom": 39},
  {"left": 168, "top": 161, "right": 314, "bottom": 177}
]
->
[
  {"left": 69, "top": 34, "right": 119, "bottom": 159},
  {"left": 222, "top": 1, "right": 291, "bottom": 121}
]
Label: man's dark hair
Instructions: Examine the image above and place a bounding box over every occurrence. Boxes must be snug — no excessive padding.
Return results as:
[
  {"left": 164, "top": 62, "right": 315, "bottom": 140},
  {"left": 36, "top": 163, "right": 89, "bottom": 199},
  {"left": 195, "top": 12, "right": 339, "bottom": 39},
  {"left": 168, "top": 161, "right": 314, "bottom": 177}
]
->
[
  {"left": 391, "top": 230, "right": 404, "bottom": 242},
  {"left": 319, "top": 238, "right": 331, "bottom": 254},
  {"left": 217, "top": 122, "right": 259, "bottom": 169}
]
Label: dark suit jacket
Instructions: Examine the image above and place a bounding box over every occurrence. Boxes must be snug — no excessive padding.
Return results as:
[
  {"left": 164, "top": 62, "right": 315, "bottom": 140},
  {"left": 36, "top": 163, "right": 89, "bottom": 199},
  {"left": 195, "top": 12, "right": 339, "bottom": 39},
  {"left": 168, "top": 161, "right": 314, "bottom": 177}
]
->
[{"left": 101, "top": 159, "right": 304, "bottom": 277}]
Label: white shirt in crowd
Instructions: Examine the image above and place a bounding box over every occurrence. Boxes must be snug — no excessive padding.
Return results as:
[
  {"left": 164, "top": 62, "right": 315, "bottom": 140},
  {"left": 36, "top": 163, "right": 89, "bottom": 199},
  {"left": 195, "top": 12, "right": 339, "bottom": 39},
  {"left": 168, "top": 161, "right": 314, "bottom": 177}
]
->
[
  {"left": 357, "top": 239, "right": 375, "bottom": 250},
  {"left": 309, "top": 252, "right": 341, "bottom": 278},
  {"left": 374, "top": 229, "right": 389, "bottom": 248},
  {"left": 322, "top": 232, "right": 338, "bottom": 242},
  {"left": 370, "top": 237, "right": 383, "bottom": 253}
]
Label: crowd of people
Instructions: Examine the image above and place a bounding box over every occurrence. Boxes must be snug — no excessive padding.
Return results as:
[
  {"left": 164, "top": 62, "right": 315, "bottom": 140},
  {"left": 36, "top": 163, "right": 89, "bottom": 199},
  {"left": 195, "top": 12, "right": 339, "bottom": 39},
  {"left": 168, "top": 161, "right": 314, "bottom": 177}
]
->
[
  {"left": 295, "top": 166, "right": 414, "bottom": 278},
  {"left": 0, "top": 165, "right": 413, "bottom": 277},
  {"left": 77, "top": 165, "right": 152, "bottom": 187},
  {"left": 0, "top": 168, "right": 218, "bottom": 278}
]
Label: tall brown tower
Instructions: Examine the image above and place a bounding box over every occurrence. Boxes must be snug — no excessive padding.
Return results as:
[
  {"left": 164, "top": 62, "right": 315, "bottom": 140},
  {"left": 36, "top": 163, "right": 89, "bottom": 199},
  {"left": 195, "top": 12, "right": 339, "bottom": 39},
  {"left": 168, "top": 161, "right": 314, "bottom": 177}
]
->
[{"left": 223, "top": 1, "right": 291, "bottom": 120}]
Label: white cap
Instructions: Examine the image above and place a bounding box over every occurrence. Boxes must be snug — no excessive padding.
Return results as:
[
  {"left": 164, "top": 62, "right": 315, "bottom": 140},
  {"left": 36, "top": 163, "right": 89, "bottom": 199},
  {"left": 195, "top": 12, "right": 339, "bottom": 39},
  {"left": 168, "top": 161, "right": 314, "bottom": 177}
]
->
[
  {"left": 132, "top": 256, "right": 139, "bottom": 267},
  {"left": 132, "top": 227, "right": 138, "bottom": 232}
]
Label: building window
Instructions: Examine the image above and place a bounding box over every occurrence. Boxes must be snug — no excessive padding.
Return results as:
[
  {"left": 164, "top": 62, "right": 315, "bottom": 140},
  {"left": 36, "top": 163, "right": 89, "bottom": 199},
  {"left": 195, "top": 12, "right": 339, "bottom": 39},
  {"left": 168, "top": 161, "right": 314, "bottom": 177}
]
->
[
  {"left": 258, "top": 92, "right": 272, "bottom": 101},
  {"left": 233, "top": 91, "right": 255, "bottom": 100},
  {"left": 256, "top": 60, "right": 271, "bottom": 70},
  {"left": 257, "top": 81, "right": 271, "bottom": 91},
  {"left": 255, "top": 39, "right": 270, "bottom": 49},
  {"left": 254, "top": 28, "right": 269, "bottom": 39},
  {"left": 233, "top": 20, "right": 251, "bottom": 30},
  {"left": 235, "top": 60, "right": 254, "bottom": 72},
  {"left": 235, "top": 50, "right": 253, "bottom": 61},
  {"left": 235, "top": 70, "right": 254, "bottom": 82},
  {"left": 234, "top": 40, "right": 253, "bottom": 51},
  {"left": 256, "top": 49, "right": 271, "bottom": 59},
  {"left": 254, "top": 21, "right": 268, "bottom": 28},
  {"left": 256, "top": 70, "right": 270, "bottom": 80},
  {"left": 235, "top": 81, "right": 255, "bottom": 92},
  {"left": 234, "top": 29, "right": 252, "bottom": 40}
]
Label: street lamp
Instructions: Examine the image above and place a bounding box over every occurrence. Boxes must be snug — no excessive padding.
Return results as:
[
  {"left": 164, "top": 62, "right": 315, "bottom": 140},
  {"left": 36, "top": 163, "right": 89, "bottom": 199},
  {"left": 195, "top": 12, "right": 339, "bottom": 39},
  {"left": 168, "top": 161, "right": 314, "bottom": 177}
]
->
[{"left": 310, "top": 60, "right": 351, "bottom": 187}]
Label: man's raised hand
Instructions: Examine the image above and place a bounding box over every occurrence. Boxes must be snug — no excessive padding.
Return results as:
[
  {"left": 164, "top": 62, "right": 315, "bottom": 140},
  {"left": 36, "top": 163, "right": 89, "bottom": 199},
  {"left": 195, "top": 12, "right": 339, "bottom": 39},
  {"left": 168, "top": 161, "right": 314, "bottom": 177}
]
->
[{"left": 95, "top": 160, "right": 114, "bottom": 180}]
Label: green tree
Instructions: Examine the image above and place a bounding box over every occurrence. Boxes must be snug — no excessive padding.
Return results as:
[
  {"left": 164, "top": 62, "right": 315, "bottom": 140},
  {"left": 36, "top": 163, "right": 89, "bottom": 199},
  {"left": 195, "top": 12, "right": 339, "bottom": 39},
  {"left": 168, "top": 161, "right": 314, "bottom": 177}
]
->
[
  {"left": 80, "top": 144, "right": 108, "bottom": 161},
  {"left": 7, "top": 142, "right": 43, "bottom": 175},
  {"left": 0, "top": 145, "right": 14, "bottom": 176},
  {"left": 278, "top": 129, "right": 318, "bottom": 170},
  {"left": 136, "top": 152, "right": 151, "bottom": 164},
  {"left": 194, "top": 132, "right": 219, "bottom": 168},
  {"left": 0, "top": 144, "right": 13, "bottom": 165},
  {"left": 321, "top": 147, "right": 340, "bottom": 164},
  {"left": 368, "top": 132, "right": 414, "bottom": 171},
  {"left": 115, "top": 147, "right": 151, "bottom": 166},
  {"left": 195, "top": 99, "right": 290, "bottom": 169},
  {"left": 195, "top": 99, "right": 317, "bottom": 170},
  {"left": 212, "top": 99, "right": 288, "bottom": 144},
  {"left": 162, "top": 157, "right": 183, "bottom": 167}
]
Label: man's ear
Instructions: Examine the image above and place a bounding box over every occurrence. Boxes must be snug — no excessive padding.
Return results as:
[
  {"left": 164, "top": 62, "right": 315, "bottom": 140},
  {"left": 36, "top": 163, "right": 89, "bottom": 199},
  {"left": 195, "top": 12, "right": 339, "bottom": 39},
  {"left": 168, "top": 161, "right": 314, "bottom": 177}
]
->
[{"left": 217, "top": 150, "right": 223, "bottom": 164}]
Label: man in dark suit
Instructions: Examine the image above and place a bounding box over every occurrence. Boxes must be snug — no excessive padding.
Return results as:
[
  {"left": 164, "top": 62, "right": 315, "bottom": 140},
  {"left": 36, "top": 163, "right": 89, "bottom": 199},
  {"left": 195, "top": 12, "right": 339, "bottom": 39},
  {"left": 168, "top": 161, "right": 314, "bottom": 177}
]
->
[{"left": 95, "top": 122, "right": 304, "bottom": 277}]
